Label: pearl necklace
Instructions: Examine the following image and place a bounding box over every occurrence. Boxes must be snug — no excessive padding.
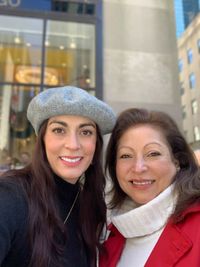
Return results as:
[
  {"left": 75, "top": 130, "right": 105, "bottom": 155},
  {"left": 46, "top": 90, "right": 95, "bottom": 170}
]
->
[{"left": 63, "top": 189, "right": 80, "bottom": 224}]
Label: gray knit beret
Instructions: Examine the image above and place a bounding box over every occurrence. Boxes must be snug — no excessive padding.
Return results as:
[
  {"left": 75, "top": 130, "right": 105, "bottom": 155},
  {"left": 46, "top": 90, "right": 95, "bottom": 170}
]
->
[{"left": 27, "top": 86, "right": 116, "bottom": 135}]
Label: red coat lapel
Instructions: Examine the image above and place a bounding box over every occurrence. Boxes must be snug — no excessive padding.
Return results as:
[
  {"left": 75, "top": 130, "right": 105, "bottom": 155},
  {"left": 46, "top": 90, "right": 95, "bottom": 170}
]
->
[
  {"left": 145, "top": 221, "right": 192, "bottom": 266},
  {"left": 99, "top": 224, "right": 125, "bottom": 267}
]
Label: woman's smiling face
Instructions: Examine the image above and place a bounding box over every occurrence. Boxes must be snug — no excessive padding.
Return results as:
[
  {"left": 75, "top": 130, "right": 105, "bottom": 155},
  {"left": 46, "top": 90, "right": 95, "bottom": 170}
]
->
[
  {"left": 116, "top": 124, "right": 177, "bottom": 205},
  {"left": 44, "top": 115, "right": 97, "bottom": 184}
]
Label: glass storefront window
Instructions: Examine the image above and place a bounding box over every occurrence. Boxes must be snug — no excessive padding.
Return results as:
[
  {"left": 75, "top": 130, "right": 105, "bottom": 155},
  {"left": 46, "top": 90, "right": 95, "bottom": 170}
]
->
[
  {"left": 0, "top": 13, "right": 97, "bottom": 171},
  {"left": 0, "top": 85, "right": 38, "bottom": 172},
  {"left": 45, "top": 20, "right": 95, "bottom": 91},
  {"left": 0, "top": 15, "right": 43, "bottom": 84},
  {"left": 0, "top": 0, "right": 96, "bottom": 14}
]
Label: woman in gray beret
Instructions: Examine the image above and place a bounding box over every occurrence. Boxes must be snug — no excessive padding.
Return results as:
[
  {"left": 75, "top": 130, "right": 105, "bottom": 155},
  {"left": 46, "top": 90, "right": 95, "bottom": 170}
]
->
[{"left": 0, "top": 86, "right": 116, "bottom": 267}]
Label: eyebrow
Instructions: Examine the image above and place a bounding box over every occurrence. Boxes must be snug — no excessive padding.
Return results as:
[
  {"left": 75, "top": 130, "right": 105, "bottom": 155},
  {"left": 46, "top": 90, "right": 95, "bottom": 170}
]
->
[
  {"left": 118, "top": 142, "right": 163, "bottom": 150},
  {"left": 48, "top": 120, "right": 96, "bottom": 129},
  {"left": 144, "top": 142, "right": 163, "bottom": 148}
]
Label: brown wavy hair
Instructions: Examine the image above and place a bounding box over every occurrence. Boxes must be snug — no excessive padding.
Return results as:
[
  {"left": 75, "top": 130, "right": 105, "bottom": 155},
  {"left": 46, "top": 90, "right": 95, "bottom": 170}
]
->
[
  {"left": 4, "top": 120, "right": 106, "bottom": 267},
  {"left": 105, "top": 108, "right": 200, "bottom": 221}
]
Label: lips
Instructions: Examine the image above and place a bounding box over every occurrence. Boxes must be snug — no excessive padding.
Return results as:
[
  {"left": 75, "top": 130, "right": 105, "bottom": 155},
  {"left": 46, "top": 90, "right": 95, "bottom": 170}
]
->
[
  {"left": 130, "top": 180, "right": 155, "bottom": 185},
  {"left": 60, "top": 156, "right": 82, "bottom": 163}
]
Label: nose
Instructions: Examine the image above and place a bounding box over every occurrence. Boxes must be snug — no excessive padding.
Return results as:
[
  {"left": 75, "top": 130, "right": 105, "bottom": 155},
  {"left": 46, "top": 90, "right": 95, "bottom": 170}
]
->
[
  {"left": 132, "top": 157, "right": 147, "bottom": 173},
  {"left": 64, "top": 133, "right": 81, "bottom": 150}
]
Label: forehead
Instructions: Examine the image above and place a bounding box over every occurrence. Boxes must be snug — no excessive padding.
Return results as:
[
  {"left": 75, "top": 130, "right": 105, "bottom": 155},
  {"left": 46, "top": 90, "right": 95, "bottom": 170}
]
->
[
  {"left": 48, "top": 114, "right": 96, "bottom": 125},
  {"left": 119, "top": 124, "right": 168, "bottom": 146}
]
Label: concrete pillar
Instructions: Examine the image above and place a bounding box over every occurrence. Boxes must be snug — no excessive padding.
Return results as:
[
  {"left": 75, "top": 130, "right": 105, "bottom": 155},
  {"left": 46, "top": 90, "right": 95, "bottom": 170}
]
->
[{"left": 103, "top": 0, "right": 182, "bottom": 127}]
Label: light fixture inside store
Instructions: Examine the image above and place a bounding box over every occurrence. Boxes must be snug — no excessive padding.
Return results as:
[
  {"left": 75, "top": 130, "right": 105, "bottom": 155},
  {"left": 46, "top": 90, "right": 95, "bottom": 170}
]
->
[
  {"left": 15, "top": 66, "right": 59, "bottom": 86},
  {"left": 70, "top": 40, "right": 77, "bottom": 49},
  {"left": 86, "top": 78, "right": 91, "bottom": 84},
  {"left": 26, "top": 42, "right": 31, "bottom": 47},
  {"left": 14, "top": 34, "right": 21, "bottom": 44},
  {"left": 45, "top": 39, "right": 50, "bottom": 47},
  {"left": 59, "top": 45, "right": 65, "bottom": 50}
]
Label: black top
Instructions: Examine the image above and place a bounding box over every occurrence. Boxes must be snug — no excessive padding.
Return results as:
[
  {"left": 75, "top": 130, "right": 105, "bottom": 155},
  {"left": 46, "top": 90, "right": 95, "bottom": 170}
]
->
[{"left": 0, "top": 175, "right": 89, "bottom": 267}]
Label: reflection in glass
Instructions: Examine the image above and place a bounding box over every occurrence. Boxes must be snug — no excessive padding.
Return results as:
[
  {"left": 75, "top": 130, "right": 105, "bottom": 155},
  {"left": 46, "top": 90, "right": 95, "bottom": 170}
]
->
[
  {"left": 45, "top": 20, "right": 95, "bottom": 90},
  {"left": 0, "top": 15, "right": 43, "bottom": 84},
  {"left": 0, "top": 85, "right": 37, "bottom": 172},
  {"left": 0, "top": 14, "right": 97, "bottom": 172}
]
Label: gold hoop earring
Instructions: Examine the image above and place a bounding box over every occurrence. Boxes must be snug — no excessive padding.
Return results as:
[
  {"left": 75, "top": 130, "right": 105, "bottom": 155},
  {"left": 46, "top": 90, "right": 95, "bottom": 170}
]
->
[{"left": 176, "top": 166, "right": 180, "bottom": 172}]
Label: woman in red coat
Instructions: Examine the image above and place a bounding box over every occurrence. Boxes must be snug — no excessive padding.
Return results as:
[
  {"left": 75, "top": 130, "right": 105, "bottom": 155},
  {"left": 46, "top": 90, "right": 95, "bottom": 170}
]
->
[{"left": 100, "top": 108, "right": 200, "bottom": 267}]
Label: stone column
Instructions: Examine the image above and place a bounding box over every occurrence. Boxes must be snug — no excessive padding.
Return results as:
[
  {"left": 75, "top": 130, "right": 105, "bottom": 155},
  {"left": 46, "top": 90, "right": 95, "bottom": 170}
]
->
[{"left": 103, "top": 0, "right": 182, "bottom": 127}]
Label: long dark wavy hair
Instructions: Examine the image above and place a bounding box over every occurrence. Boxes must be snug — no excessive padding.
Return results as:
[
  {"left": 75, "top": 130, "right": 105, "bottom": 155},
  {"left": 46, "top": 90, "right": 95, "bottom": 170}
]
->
[
  {"left": 105, "top": 108, "right": 200, "bottom": 222},
  {"left": 3, "top": 120, "right": 106, "bottom": 267}
]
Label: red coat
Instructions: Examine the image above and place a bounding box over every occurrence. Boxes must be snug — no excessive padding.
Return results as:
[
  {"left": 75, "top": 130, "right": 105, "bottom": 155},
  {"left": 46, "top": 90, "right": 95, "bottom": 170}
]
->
[{"left": 100, "top": 204, "right": 200, "bottom": 267}]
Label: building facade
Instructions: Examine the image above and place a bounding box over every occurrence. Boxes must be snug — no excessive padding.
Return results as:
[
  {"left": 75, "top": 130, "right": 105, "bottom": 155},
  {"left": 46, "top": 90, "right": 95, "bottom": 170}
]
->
[
  {"left": 103, "top": 0, "right": 181, "bottom": 123},
  {"left": 174, "top": 0, "right": 200, "bottom": 37},
  {"left": 178, "top": 13, "right": 200, "bottom": 148},
  {"left": 0, "top": 0, "right": 181, "bottom": 170},
  {"left": 0, "top": 0, "right": 102, "bottom": 170}
]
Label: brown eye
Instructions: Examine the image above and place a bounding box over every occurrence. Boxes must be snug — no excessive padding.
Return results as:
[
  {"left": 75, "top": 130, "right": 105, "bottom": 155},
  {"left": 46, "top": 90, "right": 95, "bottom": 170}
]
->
[
  {"left": 147, "top": 152, "right": 161, "bottom": 157},
  {"left": 120, "top": 154, "right": 131, "bottom": 159},
  {"left": 81, "top": 130, "right": 93, "bottom": 136},
  {"left": 52, "top": 128, "right": 64, "bottom": 134}
]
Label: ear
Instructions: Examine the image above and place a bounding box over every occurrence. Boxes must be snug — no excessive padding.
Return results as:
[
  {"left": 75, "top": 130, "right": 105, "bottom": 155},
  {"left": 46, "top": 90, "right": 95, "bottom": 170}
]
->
[{"left": 174, "top": 159, "right": 180, "bottom": 172}]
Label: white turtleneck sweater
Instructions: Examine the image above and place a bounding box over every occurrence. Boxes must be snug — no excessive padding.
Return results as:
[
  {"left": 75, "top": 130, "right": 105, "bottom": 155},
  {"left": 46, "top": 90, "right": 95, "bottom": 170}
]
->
[{"left": 110, "top": 185, "right": 176, "bottom": 267}]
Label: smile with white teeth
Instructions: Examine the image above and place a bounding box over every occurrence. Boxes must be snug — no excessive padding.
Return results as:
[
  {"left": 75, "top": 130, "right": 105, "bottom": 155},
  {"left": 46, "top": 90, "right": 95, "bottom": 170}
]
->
[
  {"left": 131, "top": 180, "right": 154, "bottom": 185},
  {"left": 60, "top": 157, "right": 81, "bottom": 163}
]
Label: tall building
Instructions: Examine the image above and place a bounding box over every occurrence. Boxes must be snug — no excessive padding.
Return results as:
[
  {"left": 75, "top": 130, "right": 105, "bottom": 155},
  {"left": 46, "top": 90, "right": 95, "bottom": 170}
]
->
[
  {"left": 177, "top": 13, "right": 200, "bottom": 148},
  {"left": 0, "top": 0, "right": 181, "bottom": 169},
  {"left": 174, "top": 0, "right": 200, "bottom": 37},
  {"left": 103, "top": 0, "right": 181, "bottom": 123},
  {"left": 174, "top": 0, "right": 200, "bottom": 148}
]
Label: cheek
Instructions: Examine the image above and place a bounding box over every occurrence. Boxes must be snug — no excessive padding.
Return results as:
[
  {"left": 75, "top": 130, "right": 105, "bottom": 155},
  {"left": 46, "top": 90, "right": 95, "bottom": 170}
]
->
[
  {"left": 116, "top": 160, "right": 131, "bottom": 173},
  {"left": 45, "top": 143, "right": 56, "bottom": 154},
  {"left": 44, "top": 135, "right": 59, "bottom": 156},
  {"left": 85, "top": 139, "right": 96, "bottom": 156},
  {"left": 157, "top": 160, "right": 176, "bottom": 184},
  {"left": 44, "top": 133, "right": 50, "bottom": 148},
  {"left": 116, "top": 161, "right": 127, "bottom": 182},
  {"left": 116, "top": 162, "right": 121, "bottom": 178}
]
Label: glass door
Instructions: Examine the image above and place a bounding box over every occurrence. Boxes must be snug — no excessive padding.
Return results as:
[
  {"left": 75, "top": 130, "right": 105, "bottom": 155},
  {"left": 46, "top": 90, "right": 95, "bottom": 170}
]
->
[
  {"left": 45, "top": 19, "right": 95, "bottom": 93},
  {"left": 0, "top": 15, "right": 43, "bottom": 171}
]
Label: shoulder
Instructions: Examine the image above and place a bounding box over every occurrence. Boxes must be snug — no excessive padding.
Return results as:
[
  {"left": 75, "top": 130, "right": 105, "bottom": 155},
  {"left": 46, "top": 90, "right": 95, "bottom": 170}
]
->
[
  {"left": 168, "top": 203, "right": 200, "bottom": 237},
  {"left": 0, "top": 175, "right": 27, "bottom": 196},
  {"left": 0, "top": 176, "right": 28, "bottom": 220},
  {"left": 180, "top": 203, "right": 200, "bottom": 222},
  {"left": 0, "top": 176, "right": 29, "bottom": 263}
]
